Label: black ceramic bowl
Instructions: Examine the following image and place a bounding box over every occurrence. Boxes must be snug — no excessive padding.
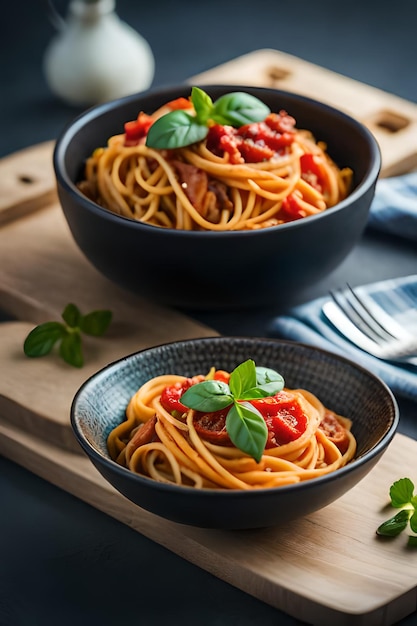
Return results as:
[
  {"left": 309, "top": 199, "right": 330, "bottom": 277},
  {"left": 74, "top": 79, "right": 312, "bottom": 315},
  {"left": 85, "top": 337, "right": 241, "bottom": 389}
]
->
[
  {"left": 71, "top": 337, "right": 398, "bottom": 529},
  {"left": 53, "top": 84, "right": 381, "bottom": 311}
]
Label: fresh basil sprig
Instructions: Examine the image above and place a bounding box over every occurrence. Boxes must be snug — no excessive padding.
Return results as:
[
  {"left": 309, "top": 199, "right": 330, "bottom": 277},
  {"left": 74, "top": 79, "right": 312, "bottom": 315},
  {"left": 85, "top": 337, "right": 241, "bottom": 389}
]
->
[
  {"left": 376, "top": 477, "right": 417, "bottom": 546},
  {"left": 180, "top": 359, "right": 284, "bottom": 463},
  {"left": 145, "top": 86, "right": 271, "bottom": 150},
  {"left": 23, "top": 303, "right": 112, "bottom": 368}
]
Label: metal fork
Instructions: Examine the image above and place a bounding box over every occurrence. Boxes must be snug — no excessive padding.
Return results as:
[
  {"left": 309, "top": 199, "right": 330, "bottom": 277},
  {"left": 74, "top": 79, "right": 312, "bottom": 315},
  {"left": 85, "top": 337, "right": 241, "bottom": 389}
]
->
[{"left": 322, "top": 283, "right": 417, "bottom": 366}]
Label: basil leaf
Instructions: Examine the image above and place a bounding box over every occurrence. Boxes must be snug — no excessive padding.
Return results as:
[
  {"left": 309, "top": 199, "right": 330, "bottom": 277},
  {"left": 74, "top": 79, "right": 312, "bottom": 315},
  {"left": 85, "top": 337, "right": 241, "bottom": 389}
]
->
[
  {"left": 255, "top": 366, "right": 285, "bottom": 387},
  {"left": 62, "top": 303, "right": 81, "bottom": 328},
  {"left": 146, "top": 110, "right": 208, "bottom": 149},
  {"left": 240, "top": 381, "right": 284, "bottom": 399},
  {"left": 407, "top": 535, "right": 417, "bottom": 547},
  {"left": 409, "top": 508, "right": 417, "bottom": 534},
  {"left": 376, "top": 509, "right": 410, "bottom": 536},
  {"left": 226, "top": 402, "right": 268, "bottom": 463},
  {"left": 191, "top": 86, "right": 213, "bottom": 123},
  {"left": 181, "top": 380, "right": 233, "bottom": 412},
  {"left": 230, "top": 362, "right": 284, "bottom": 400},
  {"left": 80, "top": 310, "right": 112, "bottom": 336},
  {"left": 59, "top": 331, "right": 84, "bottom": 368},
  {"left": 390, "top": 477, "right": 415, "bottom": 508},
  {"left": 23, "top": 304, "right": 113, "bottom": 367},
  {"left": 239, "top": 387, "right": 271, "bottom": 400},
  {"left": 211, "top": 92, "right": 271, "bottom": 127},
  {"left": 23, "top": 322, "right": 66, "bottom": 357},
  {"left": 229, "top": 359, "right": 257, "bottom": 398},
  {"left": 257, "top": 380, "right": 285, "bottom": 395}
]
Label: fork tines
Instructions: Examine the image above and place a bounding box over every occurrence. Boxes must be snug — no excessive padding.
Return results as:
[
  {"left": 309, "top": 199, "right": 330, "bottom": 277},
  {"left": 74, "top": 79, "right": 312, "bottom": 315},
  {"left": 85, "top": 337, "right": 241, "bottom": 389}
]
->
[{"left": 330, "top": 284, "right": 399, "bottom": 346}]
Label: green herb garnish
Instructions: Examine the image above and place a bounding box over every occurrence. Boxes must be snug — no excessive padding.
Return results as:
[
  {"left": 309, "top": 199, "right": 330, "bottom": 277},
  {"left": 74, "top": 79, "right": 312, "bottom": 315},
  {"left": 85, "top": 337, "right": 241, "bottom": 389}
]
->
[
  {"left": 180, "top": 359, "right": 284, "bottom": 463},
  {"left": 23, "top": 303, "right": 112, "bottom": 368},
  {"left": 376, "top": 477, "right": 417, "bottom": 546},
  {"left": 145, "top": 86, "right": 271, "bottom": 150}
]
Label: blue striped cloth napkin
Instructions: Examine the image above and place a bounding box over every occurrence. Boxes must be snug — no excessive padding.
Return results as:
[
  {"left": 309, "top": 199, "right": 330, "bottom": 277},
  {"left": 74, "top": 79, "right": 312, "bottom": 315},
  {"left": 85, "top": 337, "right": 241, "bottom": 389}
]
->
[
  {"left": 367, "top": 172, "right": 417, "bottom": 241},
  {"left": 270, "top": 174, "right": 417, "bottom": 402}
]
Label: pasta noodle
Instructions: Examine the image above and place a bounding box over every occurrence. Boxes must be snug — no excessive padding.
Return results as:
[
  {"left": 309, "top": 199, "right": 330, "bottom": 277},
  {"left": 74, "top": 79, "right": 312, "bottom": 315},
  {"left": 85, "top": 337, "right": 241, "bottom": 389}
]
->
[
  {"left": 107, "top": 368, "right": 357, "bottom": 490},
  {"left": 78, "top": 91, "right": 353, "bottom": 231}
]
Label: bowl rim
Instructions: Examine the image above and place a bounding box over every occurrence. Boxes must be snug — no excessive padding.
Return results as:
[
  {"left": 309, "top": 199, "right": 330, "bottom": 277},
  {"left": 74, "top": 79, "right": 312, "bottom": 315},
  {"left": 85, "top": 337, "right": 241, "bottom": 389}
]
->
[
  {"left": 53, "top": 83, "right": 382, "bottom": 239},
  {"left": 70, "top": 336, "right": 399, "bottom": 499}
]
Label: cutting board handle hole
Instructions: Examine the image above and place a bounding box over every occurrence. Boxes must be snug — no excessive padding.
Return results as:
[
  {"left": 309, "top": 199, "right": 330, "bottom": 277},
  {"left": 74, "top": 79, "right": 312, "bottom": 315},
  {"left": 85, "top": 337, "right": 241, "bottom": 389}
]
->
[
  {"left": 371, "top": 109, "right": 410, "bottom": 133},
  {"left": 266, "top": 65, "right": 292, "bottom": 84},
  {"left": 18, "top": 175, "right": 36, "bottom": 185}
]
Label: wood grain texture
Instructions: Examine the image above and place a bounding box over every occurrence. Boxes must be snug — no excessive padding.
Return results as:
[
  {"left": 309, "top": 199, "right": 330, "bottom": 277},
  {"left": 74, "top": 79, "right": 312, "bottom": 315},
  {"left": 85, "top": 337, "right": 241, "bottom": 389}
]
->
[
  {"left": 2, "top": 49, "right": 417, "bottom": 625},
  {"left": 0, "top": 416, "right": 416, "bottom": 625},
  {"left": 0, "top": 204, "right": 216, "bottom": 450},
  {"left": 0, "top": 140, "right": 57, "bottom": 225}
]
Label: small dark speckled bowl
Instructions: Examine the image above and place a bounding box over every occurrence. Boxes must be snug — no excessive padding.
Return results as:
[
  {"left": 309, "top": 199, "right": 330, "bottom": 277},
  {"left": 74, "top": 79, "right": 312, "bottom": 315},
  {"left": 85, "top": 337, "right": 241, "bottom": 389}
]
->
[
  {"left": 54, "top": 84, "right": 381, "bottom": 310},
  {"left": 70, "top": 337, "right": 398, "bottom": 529}
]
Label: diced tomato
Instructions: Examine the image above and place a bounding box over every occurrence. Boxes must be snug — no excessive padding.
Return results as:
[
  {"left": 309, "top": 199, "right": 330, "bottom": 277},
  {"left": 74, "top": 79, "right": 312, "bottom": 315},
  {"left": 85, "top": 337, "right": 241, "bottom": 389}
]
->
[
  {"left": 300, "top": 153, "right": 326, "bottom": 192},
  {"left": 160, "top": 381, "right": 190, "bottom": 413},
  {"left": 250, "top": 391, "right": 307, "bottom": 447},
  {"left": 218, "top": 134, "right": 244, "bottom": 164},
  {"left": 124, "top": 98, "right": 192, "bottom": 146},
  {"left": 166, "top": 97, "right": 193, "bottom": 110},
  {"left": 160, "top": 376, "right": 204, "bottom": 414},
  {"left": 255, "top": 126, "right": 294, "bottom": 151},
  {"left": 239, "top": 119, "right": 295, "bottom": 153},
  {"left": 193, "top": 408, "right": 231, "bottom": 444},
  {"left": 206, "top": 123, "right": 230, "bottom": 146},
  {"left": 213, "top": 370, "right": 230, "bottom": 384},
  {"left": 162, "top": 368, "right": 230, "bottom": 444},
  {"left": 264, "top": 111, "right": 296, "bottom": 134},
  {"left": 281, "top": 193, "right": 307, "bottom": 220},
  {"left": 124, "top": 112, "right": 154, "bottom": 145},
  {"left": 238, "top": 140, "right": 275, "bottom": 163},
  {"left": 160, "top": 371, "right": 229, "bottom": 416},
  {"left": 207, "top": 125, "right": 243, "bottom": 164},
  {"left": 206, "top": 111, "right": 295, "bottom": 164}
]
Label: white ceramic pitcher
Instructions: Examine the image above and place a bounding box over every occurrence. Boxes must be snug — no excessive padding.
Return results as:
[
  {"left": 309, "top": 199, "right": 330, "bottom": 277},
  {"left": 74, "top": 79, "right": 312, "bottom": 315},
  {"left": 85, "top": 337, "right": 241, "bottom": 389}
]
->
[{"left": 43, "top": 0, "right": 155, "bottom": 106}]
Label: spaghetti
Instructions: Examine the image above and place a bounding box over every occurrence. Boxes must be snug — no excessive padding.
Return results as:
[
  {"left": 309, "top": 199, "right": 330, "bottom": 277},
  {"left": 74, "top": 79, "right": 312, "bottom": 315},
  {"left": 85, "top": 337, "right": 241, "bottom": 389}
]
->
[
  {"left": 107, "top": 367, "right": 357, "bottom": 490},
  {"left": 78, "top": 89, "right": 353, "bottom": 231}
]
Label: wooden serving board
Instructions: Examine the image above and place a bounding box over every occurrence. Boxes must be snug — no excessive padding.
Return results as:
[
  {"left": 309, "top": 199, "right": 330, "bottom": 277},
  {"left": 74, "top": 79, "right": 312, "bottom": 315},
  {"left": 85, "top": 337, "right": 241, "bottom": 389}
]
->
[
  {"left": 1, "top": 419, "right": 417, "bottom": 626},
  {"left": 1, "top": 49, "right": 417, "bottom": 625}
]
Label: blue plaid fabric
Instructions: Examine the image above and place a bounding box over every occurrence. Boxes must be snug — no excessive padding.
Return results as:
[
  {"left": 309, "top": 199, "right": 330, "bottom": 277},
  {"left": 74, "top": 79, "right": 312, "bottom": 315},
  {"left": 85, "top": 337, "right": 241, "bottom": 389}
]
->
[
  {"left": 270, "top": 175, "right": 417, "bottom": 401},
  {"left": 270, "top": 276, "right": 417, "bottom": 401},
  {"left": 367, "top": 172, "right": 417, "bottom": 241}
]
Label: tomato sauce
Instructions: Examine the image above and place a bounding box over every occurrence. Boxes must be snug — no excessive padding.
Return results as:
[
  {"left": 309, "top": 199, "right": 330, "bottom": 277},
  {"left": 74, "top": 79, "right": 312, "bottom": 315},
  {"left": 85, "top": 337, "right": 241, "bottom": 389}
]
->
[
  {"left": 319, "top": 410, "right": 350, "bottom": 454},
  {"left": 206, "top": 111, "right": 296, "bottom": 164}
]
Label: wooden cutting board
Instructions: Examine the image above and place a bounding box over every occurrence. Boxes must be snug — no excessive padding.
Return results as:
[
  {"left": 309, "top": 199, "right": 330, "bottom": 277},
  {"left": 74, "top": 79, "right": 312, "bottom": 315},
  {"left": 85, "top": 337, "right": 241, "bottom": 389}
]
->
[
  {"left": 1, "top": 419, "right": 417, "bottom": 626},
  {"left": 1, "top": 49, "right": 417, "bottom": 625}
]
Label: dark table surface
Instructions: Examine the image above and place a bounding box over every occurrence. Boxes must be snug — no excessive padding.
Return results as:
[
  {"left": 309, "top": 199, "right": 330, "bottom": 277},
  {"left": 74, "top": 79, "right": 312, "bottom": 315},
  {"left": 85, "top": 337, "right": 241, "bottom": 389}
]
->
[{"left": 1, "top": 1, "right": 417, "bottom": 624}]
